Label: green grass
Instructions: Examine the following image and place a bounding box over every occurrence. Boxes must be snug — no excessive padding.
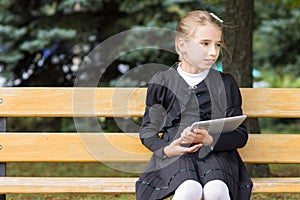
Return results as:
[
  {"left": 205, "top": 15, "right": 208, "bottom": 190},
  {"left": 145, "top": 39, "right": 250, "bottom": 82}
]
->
[
  {"left": 259, "top": 118, "right": 300, "bottom": 134},
  {"left": 5, "top": 162, "right": 300, "bottom": 200},
  {"left": 251, "top": 194, "right": 300, "bottom": 200}
]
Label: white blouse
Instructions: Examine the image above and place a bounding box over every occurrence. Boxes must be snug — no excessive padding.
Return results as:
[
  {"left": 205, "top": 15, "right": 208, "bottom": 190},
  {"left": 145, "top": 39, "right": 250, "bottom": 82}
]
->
[{"left": 177, "top": 63, "right": 209, "bottom": 87}]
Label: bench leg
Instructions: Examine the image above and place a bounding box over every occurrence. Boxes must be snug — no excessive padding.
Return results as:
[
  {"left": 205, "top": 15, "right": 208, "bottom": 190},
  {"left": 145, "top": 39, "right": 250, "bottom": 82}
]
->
[
  {"left": 0, "top": 163, "right": 5, "bottom": 200},
  {"left": 0, "top": 118, "right": 6, "bottom": 200}
]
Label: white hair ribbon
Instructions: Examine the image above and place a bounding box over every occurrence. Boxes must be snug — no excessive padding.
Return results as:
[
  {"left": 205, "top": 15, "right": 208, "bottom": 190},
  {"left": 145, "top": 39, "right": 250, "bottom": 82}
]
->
[{"left": 210, "top": 12, "right": 224, "bottom": 23}]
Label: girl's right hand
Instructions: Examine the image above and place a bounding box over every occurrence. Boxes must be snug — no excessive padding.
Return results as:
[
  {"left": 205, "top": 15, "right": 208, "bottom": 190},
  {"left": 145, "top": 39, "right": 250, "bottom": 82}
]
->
[{"left": 163, "top": 137, "right": 202, "bottom": 158}]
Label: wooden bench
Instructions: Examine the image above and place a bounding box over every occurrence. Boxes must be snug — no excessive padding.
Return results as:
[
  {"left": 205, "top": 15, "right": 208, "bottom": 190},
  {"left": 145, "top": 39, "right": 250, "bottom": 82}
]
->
[{"left": 0, "top": 87, "right": 300, "bottom": 198}]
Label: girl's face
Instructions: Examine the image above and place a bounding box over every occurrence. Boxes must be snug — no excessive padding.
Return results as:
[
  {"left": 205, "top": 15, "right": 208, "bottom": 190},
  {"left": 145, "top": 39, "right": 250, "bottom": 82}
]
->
[{"left": 179, "top": 24, "right": 222, "bottom": 74}]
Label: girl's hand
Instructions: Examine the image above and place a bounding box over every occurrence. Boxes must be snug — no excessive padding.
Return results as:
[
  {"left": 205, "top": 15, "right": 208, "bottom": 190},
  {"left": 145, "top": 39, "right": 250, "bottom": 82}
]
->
[
  {"left": 163, "top": 126, "right": 214, "bottom": 158},
  {"left": 163, "top": 137, "right": 202, "bottom": 158},
  {"left": 181, "top": 127, "right": 213, "bottom": 146}
]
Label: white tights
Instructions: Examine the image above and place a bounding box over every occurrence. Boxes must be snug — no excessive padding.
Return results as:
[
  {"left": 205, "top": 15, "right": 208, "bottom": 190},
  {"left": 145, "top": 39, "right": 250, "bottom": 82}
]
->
[{"left": 172, "top": 179, "right": 231, "bottom": 200}]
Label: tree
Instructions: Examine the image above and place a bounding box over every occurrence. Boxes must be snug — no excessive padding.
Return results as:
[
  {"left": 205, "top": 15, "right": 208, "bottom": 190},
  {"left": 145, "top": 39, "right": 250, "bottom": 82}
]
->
[
  {"left": 0, "top": 0, "right": 223, "bottom": 87},
  {"left": 0, "top": 0, "right": 96, "bottom": 86},
  {"left": 0, "top": 0, "right": 224, "bottom": 132},
  {"left": 253, "top": 0, "right": 300, "bottom": 88},
  {"left": 223, "top": 0, "right": 259, "bottom": 133},
  {"left": 223, "top": 0, "right": 253, "bottom": 87},
  {"left": 223, "top": 0, "right": 270, "bottom": 177}
]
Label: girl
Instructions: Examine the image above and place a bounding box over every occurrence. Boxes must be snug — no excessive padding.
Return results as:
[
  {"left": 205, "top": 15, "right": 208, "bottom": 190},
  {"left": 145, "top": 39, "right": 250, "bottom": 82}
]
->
[{"left": 136, "top": 10, "right": 253, "bottom": 200}]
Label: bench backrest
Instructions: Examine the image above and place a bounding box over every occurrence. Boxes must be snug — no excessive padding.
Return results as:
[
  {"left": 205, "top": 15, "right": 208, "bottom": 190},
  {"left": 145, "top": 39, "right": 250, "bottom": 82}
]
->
[
  {"left": 0, "top": 87, "right": 300, "bottom": 164},
  {"left": 1, "top": 88, "right": 300, "bottom": 118}
]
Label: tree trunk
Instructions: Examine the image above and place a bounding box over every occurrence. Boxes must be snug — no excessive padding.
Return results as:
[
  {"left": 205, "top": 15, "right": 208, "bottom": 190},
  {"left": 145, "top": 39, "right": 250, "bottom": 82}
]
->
[
  {"left": 223, "top": 0, "right": 270, "bottom": 177},
  {"left": 223, "top": 0, "right": 253, "bottom": 87}
]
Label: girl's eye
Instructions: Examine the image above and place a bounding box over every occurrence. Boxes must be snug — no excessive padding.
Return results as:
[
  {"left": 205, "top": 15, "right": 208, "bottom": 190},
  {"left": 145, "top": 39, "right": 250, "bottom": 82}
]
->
[
  {"left": 200, "top": 42, "right": 209, "bottom": 46},
  {"left": 216, "top": 43, "right": 222, "bottom": 47}
]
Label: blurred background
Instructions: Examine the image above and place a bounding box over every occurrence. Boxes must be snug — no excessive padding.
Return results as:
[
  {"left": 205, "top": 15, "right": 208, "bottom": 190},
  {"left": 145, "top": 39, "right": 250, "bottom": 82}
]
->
[
  {"left": 1, "top": 0, "right": 300, "bottom": 88},
  {"left": 1, "top": 0, "right": 299, "bottom": 135}
]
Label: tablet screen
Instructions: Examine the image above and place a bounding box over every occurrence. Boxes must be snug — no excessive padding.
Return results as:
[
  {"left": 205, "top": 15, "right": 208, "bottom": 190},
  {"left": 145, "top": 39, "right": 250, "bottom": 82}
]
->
[{"left": 190, "top": 115, "right": 247, "bottom": 134}]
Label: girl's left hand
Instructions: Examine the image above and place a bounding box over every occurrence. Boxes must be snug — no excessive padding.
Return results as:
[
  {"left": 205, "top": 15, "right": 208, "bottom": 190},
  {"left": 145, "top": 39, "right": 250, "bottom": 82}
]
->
[{"left": 181, "top": 127, "right": 213, "bottom": 146}]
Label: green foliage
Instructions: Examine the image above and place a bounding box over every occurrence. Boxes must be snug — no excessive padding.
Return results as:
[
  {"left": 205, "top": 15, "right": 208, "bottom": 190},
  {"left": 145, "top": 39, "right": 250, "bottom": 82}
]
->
[
  {"left": 20, "top": 28, "right": 76, "bottom": 53},
  {"left": 118, "top": 0, "right": 160, "bottom": 13},
  {"left": 0, "top": 0, "right": 104, "bottom": 84},
  {"left": 0, "top": 0, "right": 12, "bottom": 12},
  {"left": 260, "top": 118, "right": 300, "bottom": 134},
  {"left": 0, "top": 50, "right": 24, "bottom": 65},
  {"left": 0, "top": 0, "right": 224, "bottom": 87},
  {"left": 254, "top": 0, "right": 300, "bottom": 84},
  {"left": 259, "top": 68, "right": 300, "bottom": 88},
  {"left": 0, "top": 25, "right": 27, "bottom": 64},
  {"left": 254, "top": 10, "right": 300, "bottom": 67}
]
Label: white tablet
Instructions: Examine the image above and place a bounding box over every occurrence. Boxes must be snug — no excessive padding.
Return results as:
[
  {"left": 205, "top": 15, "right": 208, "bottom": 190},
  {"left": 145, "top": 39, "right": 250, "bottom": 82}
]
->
[{"left": 190, "top": 115, "right": 247, "bottom": 134}]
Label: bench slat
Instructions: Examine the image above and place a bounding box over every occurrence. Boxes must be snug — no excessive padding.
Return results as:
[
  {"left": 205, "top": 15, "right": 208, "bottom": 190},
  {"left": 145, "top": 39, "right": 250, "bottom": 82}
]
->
[
  {"left": 238, "top": 134, "right": 300, "bottom": 163},
  {"left": 0, "top": 88, "right": 146, "bottom": 117},
  {"left": 0, "top": 177, "right": 299, "bottom": 194},
  {"left": 0, "top": 133, "right": 150, "bottom": 162},
  {"left": 241, "top": 88, "right": 300, "bottom": 118},
  {"left": 1, "top": 88, "right": 300, "bottom": 118},
  {"left": 0, "top": 133, "right": 299, "bottom": 164},
  {"left": 252, "top": 178, "right": 300, "bottom": 193},
  {"left": 0, "top": 177, "right": 137, "bottom": 194}
]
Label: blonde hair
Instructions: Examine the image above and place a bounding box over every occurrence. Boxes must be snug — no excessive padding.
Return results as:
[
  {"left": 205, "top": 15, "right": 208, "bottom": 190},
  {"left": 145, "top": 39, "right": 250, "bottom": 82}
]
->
[{"left": 175, "top": 10, "right": 224, "bottom": 60}]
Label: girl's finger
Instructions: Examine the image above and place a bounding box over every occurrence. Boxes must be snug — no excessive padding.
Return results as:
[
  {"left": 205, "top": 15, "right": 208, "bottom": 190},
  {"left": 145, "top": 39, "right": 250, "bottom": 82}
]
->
[{"left": 185, "top": 143, "right": 202, "bottom": 153}]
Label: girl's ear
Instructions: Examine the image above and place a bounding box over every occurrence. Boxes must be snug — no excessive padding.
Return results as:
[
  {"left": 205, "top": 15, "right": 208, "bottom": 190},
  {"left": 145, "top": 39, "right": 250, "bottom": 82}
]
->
[{"left": 177, "top": 38, "right": 186, "bottom": 53}]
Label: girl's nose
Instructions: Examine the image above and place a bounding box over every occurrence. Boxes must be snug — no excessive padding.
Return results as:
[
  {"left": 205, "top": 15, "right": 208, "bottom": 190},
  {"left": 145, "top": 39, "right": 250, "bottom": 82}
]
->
[{"left": 208, "top": 45, "right": 217, "bottom": 56}]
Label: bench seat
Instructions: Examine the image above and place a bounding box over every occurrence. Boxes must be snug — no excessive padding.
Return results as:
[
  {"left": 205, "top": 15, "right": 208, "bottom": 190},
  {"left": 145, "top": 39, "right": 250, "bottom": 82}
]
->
[
  {"left": 0, "top": 177, "right": 300, "bottom": 194},
  {"left": 0, "top": 87, "right": 300, "bottom": 197}
]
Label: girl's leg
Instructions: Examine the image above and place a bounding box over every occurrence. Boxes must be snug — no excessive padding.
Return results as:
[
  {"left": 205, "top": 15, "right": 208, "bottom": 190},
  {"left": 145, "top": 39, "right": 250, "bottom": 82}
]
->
[
  {"left": 203, "top": 180, "right": 230, "bottom": 200},
  {"left": 172, "top": 179, "right": 203, "bottom": 200}
]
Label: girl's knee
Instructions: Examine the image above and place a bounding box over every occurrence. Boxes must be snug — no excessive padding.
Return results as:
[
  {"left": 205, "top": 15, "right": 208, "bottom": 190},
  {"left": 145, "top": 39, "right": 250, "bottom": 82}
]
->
[
  {"left": 173, "top": 180, "right": 202, "bottom": 200},
  {"left": 203, "top": 180, "right": 230, "bottom": 200}
]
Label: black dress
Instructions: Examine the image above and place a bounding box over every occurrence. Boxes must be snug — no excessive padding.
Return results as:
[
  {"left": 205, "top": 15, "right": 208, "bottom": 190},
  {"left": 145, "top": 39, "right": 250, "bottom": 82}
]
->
[{"left": 136, "top": 65, "right": 253, "bottom": 200}]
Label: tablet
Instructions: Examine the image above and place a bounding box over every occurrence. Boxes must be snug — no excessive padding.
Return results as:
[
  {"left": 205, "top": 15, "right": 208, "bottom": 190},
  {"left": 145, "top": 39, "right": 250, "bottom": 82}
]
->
[{"left": 190, "top": 115, "right": 247, "bottom": 134}]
